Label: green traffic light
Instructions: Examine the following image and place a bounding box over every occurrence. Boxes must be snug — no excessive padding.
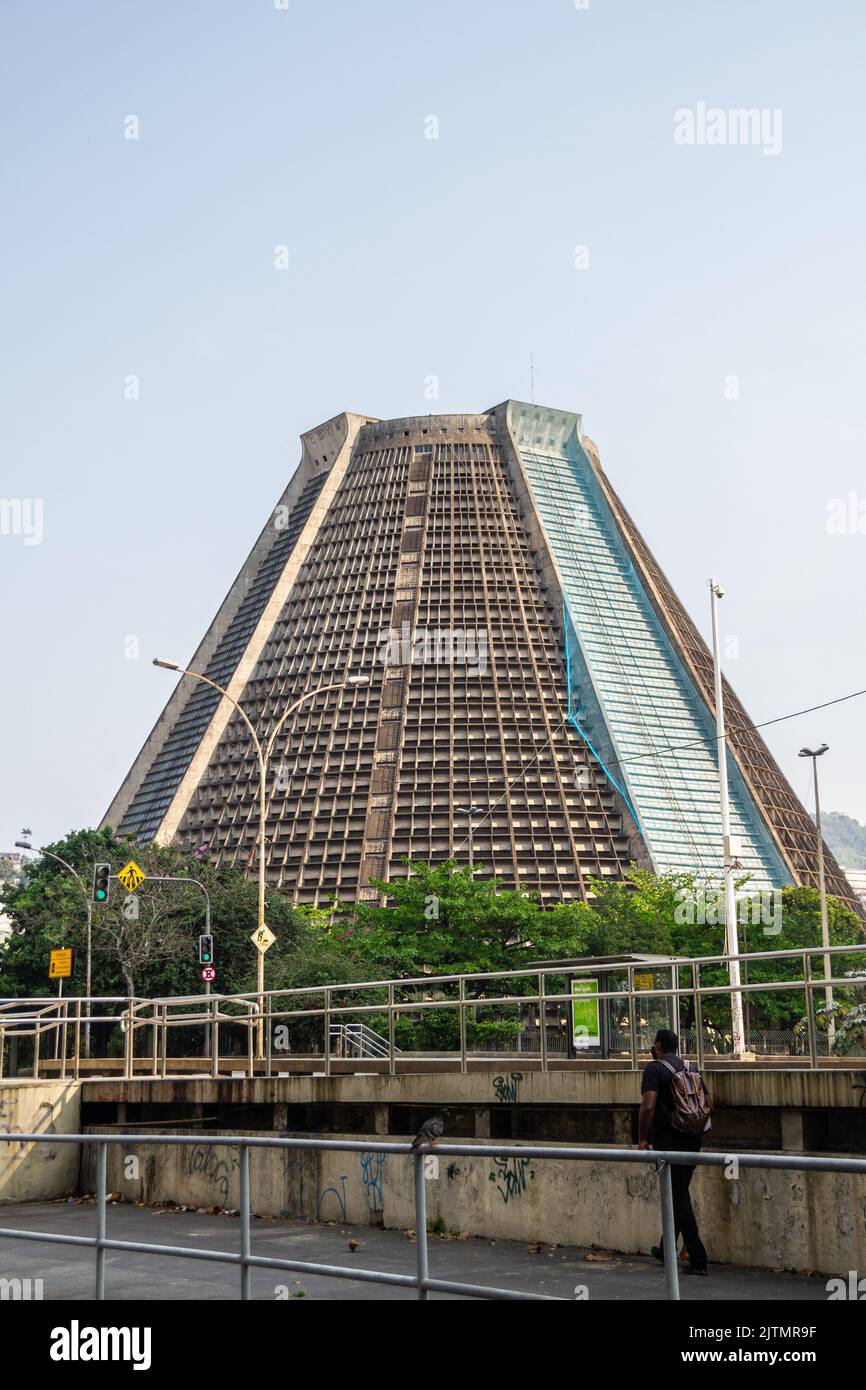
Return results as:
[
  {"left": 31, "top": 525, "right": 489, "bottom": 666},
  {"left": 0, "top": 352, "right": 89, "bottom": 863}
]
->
[{"left": 96, "top": 889, "right": 107, "bottom": 901}]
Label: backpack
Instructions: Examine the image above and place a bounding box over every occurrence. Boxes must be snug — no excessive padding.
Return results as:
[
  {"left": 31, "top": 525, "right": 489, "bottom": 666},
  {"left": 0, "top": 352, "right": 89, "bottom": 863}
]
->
[{"left": 658, "top": 1057, "right": 712, "bottom": 1137}]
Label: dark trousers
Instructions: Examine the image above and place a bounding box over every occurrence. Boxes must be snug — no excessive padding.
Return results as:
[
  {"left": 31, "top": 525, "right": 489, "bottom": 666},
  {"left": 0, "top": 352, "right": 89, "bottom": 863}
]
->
[{"left": 656, "top": 1136, "right": 707, "bottom": 1268}]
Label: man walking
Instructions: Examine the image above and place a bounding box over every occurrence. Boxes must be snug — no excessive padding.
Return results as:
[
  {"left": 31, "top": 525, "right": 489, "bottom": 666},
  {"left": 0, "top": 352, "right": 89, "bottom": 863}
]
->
[{"left": 638, "top": 1028, "right": 709, "bottom": 1276}]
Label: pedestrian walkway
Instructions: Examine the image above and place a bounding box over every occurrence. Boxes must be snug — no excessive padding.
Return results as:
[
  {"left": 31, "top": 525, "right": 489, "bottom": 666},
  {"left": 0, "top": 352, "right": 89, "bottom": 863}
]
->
[{"left": 0, "top": 1202, "right": 831, "bottom": 1301}]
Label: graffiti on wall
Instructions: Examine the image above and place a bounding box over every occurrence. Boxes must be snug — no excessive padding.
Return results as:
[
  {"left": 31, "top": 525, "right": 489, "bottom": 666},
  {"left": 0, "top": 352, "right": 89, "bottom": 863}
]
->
[
  {"left": 492, "top": 1072, "right": 523, "bottom": 1104},
  {"left": 488, "top": 1155, "right": 535, "bottom": 1204},
  {"left": 359, "top": 1151, "right": 385, "bottom": 1212},
  {"left": 188, "top": 1144, "right": 239, "bottom": 1203},
  {"left": 316, "top": 1173, "right": 349, "bottom": 1223}
]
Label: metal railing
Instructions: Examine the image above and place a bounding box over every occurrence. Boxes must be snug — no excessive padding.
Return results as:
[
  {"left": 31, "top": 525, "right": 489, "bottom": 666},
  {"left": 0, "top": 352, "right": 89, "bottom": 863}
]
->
[
  {"left": 329, "top": 1022, "right": 396, "bottom": 1059},
  {"left": 1, "top": 940, "right": 864, "bottom": 1079},
  {"left": 2, "top": 1131, "right": 865, "bottom": 1300}
]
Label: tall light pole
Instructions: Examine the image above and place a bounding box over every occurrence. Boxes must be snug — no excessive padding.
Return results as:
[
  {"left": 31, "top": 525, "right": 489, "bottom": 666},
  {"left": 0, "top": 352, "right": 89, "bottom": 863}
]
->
[
  {"left": 798, "top": 743, "right": 834, "bottom": 1041},
  {"left": 456, "top": 804, "right": 485, "bottom": 875},
  {"left": 15, "top": 834, "right": 94, "bottom": 1057},
  {"left": 708, "top": 581, "right": 746, "bottom": 1057},
  {"left": 154, "top": 661, "right": 368, "bottom": 1057}
]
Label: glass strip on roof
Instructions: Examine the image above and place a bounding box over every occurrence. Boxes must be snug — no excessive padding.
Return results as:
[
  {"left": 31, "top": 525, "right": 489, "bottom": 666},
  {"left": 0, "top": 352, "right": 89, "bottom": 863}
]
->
[{"left": 511, "top": 408, "right": 789, "bottom": 890}]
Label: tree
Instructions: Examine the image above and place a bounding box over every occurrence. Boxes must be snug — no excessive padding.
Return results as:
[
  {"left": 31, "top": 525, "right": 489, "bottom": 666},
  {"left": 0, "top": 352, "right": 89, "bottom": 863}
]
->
[{"left": 0, "top": 828, "right": 310, "bottom": 1001}]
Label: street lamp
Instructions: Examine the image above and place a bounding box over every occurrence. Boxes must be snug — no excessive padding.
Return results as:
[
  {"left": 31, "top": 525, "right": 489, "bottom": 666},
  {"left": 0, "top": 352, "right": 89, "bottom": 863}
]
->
[
  {"left": 456, "top": 804, "right": 486, "bottom": 876},
  {"left": 154, "top": 660, "right": 369, "bottom": 1057},
  {"left": 15, "top": 832, "right": 94, "bottom": 1058},
  {"left": 708, "top": 580, "right": 747, "bottom": 1058},
  {"left": 798, "top": 743, "right": 833, "bottom": 1039}
]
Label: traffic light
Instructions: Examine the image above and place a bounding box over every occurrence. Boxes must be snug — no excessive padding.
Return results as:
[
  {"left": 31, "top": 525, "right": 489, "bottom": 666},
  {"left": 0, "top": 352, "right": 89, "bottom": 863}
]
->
[
  {"left": 92, "top": 863, "right": 111, "bottom": 904},
  {"left": 198, "top": 934, "right": 214, "bottom": 965}
]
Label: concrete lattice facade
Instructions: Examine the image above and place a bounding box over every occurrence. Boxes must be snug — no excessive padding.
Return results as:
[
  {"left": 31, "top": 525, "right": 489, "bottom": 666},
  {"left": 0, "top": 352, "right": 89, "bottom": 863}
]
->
[{"left": 103, "top": 403, "right": 858, "bottom": 912}]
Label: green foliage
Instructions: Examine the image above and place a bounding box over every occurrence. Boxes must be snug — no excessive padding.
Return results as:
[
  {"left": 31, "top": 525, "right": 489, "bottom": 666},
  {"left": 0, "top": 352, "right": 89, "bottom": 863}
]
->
[
  {"left": 330, "top": 858, "right": 591, "bottom": 980},
  {"left": 2, "top": 836, "right": 863, "bottom": 1054},
  {"left": 0, "top": 828, "right": 310, "bottom": 1000}
]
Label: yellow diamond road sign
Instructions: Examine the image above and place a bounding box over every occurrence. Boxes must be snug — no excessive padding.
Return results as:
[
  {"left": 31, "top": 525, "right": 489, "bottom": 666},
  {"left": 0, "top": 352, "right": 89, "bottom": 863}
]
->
[
  {"left": 250, "top": 925, "right": 276, "bottom": 953},
  {"left": 118, "top": 860, "right": 146, "bottom": 893}
]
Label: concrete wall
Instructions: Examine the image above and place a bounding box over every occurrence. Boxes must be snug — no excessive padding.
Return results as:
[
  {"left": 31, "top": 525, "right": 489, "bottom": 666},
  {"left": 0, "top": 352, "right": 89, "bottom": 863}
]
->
[
  {"left": 0, "top": 1081, "right": 80, "bottom": 1203},
  {"left": 80, "top": 1065, "right": 866, "bottom": 1112},
  {"left": 80, "top": 1128, "right": 866, "bottom": 1277}
]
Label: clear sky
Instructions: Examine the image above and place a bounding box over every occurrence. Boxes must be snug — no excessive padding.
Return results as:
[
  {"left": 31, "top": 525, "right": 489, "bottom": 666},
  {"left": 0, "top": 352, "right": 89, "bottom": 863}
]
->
[{"left": 2, "top": 0, "right": 864, "bottom": 854}]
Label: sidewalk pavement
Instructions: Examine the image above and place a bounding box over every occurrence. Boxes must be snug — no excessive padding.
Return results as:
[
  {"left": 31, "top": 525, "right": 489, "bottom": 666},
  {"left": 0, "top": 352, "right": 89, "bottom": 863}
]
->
[{"left": 0, "top": 1201, "right": 832, "bottom": 1301}]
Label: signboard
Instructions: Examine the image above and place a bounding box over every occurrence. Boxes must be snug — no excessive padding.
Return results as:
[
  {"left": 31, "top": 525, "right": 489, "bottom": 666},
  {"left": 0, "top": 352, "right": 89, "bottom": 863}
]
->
[
  {"left": 118, "top": 860, "right": 146, "bottom": 893},
  {"left": 122, "top": 893, "right": 139, "bottom": 921},
  {"left": 49, "top": 948, "right": 73, "bottom": 980},
  {"left": 200, "top": 966, "right": 216, "bottom": 983},
  {"left": 571, "top": 978, "right": 600, "bottom": 1049},
  {"left": 250, "top": 925, "right": 276, "bottom": 953},
  {"left": 634, "top": 973, "right": 654, "bottom": 992}
]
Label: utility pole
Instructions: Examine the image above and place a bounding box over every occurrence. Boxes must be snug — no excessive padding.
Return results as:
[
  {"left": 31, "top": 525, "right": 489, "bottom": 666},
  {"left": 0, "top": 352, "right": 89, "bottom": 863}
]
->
[
  {"left": 456, "top": 804, "right": 485, "bottom": 877},
  {"left": 799, "top": 743, "right": 834, "bottom": 1045},
  {"left": 708, "top": 581, "right": 746, "bottom": 1057},
  {"left": 15, "top": 835, "right": 94, "bottom": 1058}
]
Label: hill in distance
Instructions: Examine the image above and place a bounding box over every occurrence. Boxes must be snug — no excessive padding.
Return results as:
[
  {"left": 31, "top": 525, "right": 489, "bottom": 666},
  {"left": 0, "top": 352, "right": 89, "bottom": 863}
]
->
[{"left": 820, "top": 812, "right": 866, "bottom": 869}]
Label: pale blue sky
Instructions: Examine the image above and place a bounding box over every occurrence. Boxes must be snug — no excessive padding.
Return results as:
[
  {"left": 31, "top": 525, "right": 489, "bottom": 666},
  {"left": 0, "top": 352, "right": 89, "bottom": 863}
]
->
[{"left": 2, "top": 0, "right": 865, "bottom": 853}]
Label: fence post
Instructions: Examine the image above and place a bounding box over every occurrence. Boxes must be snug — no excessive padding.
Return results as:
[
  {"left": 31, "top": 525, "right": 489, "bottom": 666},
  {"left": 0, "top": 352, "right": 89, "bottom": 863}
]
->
[
  {"left": 124, "top": 1002, "right": 133, "bottom": 1079},
  {"left": 657, "top": 1160, "right": 680, "bottom": 1301},
  {"left": 161, "top": 1005, "right": 168, "bottom": 1079},
  {"left": 60, "top": 1000, "right": 68, "bottom": 1080},
  {"left": 693, "top": 962, "right": 705, "bottom": 1072},
  {"left": 211, "top": 998, "right": 219, "bottom": 1080},
  {"left": 74, "top": 1001, "right": 82, "bottom": 1082},
  {"left": 459, "top": 979, "right": 467, "bottom": 1075},
  {"left": 240, "top": 1143, "right": 252, "bottom": 1300},
  {"left": 413, "top": 1151, "right": 430, "bottom": 1300},
  {"left": 95, "top": 1140, "right": 107, "bottom": 1300},
  {"left": 804, "top": 953, "right": 818, "bottom": 1070},
  {"left": 388, "top": 984, "right": 397, "bottom": 1077},
  {"left": 0, "top": 1026, "right": 4, "bottom": 1081},
  {"left": 33, "top": 1016, "right": 40, "bottom": 1080},
  {"left": 151, "top": 1004, "right": 159, "bottom": 1077},
  {"left": 324, "top": 989, "right": 331, "bottom": 1077},
  {"left": 627, "top": 967, "right": 638, "bottom": 1071},
  {"left": 539, "top": 973, "right": 548, "bottom": 1072}
]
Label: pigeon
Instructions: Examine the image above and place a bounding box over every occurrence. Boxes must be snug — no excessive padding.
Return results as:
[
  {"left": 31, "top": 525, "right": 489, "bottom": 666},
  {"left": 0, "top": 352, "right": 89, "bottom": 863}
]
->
[{"left": 411, "top": 1109, "right": 449, "bottom": 1151}]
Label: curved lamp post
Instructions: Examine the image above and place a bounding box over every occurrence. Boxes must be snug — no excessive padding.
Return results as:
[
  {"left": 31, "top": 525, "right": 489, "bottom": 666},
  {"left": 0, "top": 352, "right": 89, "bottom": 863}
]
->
[{"left": 154, "top": 660, "right": 369, "bottom": 1057}]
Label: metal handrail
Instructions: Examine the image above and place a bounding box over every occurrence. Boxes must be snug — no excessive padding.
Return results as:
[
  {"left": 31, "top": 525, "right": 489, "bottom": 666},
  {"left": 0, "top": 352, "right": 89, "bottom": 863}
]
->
[
  {"left": 329, "top": 1022, "right": 396, "bottom": 1058},
  {"left": 1, "top": 940, "right": 864, "bottom": 1078},
  {"left": 2, "top": 1130, "right": 864, "bottom": 1301}
]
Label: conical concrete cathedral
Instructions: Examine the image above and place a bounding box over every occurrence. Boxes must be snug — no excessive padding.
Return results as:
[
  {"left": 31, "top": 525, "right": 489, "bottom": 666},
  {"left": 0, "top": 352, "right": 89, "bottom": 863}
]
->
[{"left": 103, "top": 403, "right": 858, "bottom": 912}]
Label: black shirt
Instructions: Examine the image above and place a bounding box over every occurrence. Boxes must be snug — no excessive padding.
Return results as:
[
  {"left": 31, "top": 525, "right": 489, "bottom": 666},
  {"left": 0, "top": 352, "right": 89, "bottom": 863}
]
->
[{"left": 641, "top": 1054, "right": 687, "bottom": 1148}]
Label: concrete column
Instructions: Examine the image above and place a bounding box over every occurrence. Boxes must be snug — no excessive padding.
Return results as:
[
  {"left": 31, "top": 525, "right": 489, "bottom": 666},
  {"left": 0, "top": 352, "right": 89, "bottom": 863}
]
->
[
  {"left": 612, "top": 1110, "right": 633, "bottom": 1145},
  {"left": 780, "top": 1109, "right": 805, "bottom": 1153},
  {"left": 273, "top": 1102, "right": 288, "bottom": 1131},
  {"left": 374, "top": 1105, "right": 389, "bottom": 1135},
  {"left": 474, "top": 1107, "right": 491, "bottom": 1138}
]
